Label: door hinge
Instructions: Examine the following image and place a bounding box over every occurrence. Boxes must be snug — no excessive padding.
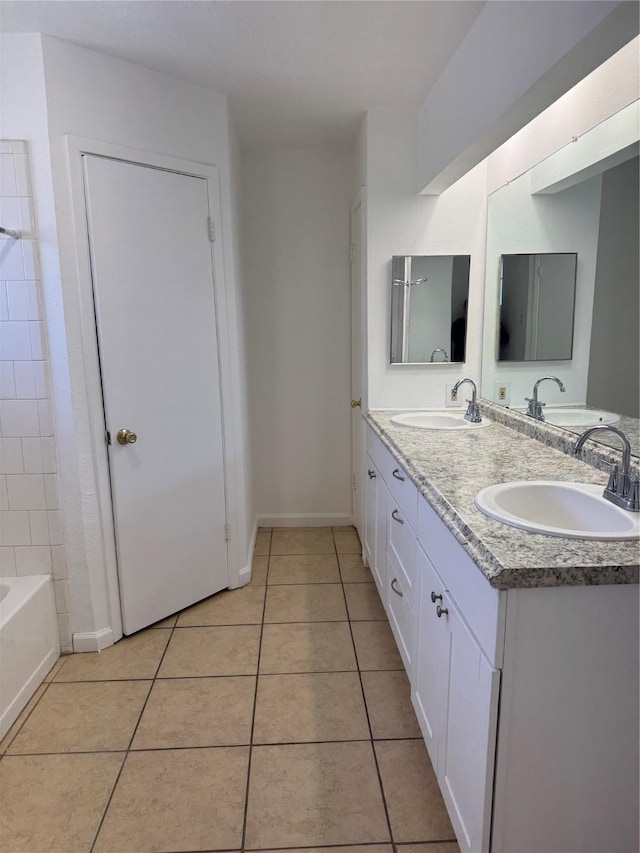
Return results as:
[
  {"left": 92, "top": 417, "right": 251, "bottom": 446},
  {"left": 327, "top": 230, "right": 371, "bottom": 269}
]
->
[
  {"left": 208, "top": 218, "right": 216, "bottom": 242},
  {"left": 105, "top": 430, "right": 111, "bottom": 446},
  {"left": 350, "top": 244, "right": 355, "bottom": 263},
  {"left": 351, "top": 474, "right": 356, "bottom": 490},
  {"left": 225, "top": 523, "right": 231, "bottom": 542}
]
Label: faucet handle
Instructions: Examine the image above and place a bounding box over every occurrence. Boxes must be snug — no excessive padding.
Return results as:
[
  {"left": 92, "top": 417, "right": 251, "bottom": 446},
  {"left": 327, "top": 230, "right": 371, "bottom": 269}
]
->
[{"left": 606, "top": 464, "right": 619, "bottom": 494}]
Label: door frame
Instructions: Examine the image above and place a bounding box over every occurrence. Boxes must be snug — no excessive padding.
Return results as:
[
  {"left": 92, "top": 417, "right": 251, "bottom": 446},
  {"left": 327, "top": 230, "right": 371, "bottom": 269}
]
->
[
  {"left": 63, "top": 136, "right": 244, "bottom": 649},
  {"left": 350, "top": 188, "right": 367, "bottom": 540}
]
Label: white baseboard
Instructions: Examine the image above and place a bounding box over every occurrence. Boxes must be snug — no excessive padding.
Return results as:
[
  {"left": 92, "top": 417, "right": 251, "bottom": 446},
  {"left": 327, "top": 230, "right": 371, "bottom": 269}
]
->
[
  {"left": 72, "top": 627, "right": 115, "bottom": 653},
  {"left": 256, "top": 513, "right": 353, "bottom": 528}
]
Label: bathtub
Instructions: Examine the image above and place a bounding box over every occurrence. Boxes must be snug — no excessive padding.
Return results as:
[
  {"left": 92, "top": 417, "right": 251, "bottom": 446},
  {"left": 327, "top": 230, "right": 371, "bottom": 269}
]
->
[{"left": 0, "top": 575, "right": 60, "bottom": 739}]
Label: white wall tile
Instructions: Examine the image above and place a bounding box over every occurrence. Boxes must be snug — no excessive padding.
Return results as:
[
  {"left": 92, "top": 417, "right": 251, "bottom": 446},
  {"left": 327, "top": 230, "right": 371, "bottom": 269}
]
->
[
  {"left": 51, "top": 544, "right": 67, "bottom": 579},
  {"left": 29, "top": 321, "right": 45, "bottom": 359},
  {"left": 0, "top": 242, "right": 25, "bottom": 279},
  {"left": 54, "top": 578, "right": 69, "bottom": 613},
  {"left": 47, "top": 510, "right": 63, "bottom": 545},
  {"left": 0, "top": 437, "right": 23, "bottom": 473},
  {"left": 57, "top": 612, "right": 72, "bottom": 652},
  {"left": 6, "top": 473, "right": 45, "bottom": 510},
  {"left": 13, "top": 361, "right": 36, "bottom": 398},
  {"left": 21, "top": 437, "right": 43, "bottom": 473},
  {"left": 0, "top": 322, "right": 31, "bottom": 359},
  {"left": 0, "top": 142, "right": 13, "bottom": 155},
  {"left": 44, "top": 473, "right": 59, "bottom": 510},
  {"left": 1, "top": 198, "right": 22, "bottom": 234},
  {"left": 0, "top": 362, "right": 16, "bottom": 399},
  {"left": 0, "top": 400, "right": 40, "bottom": 436},
  {"left": 37, "top": 399, "right": 53, "bottom": 436},
  {"left": 0, "top": 154, "right": 17, "bottom": 196},
  {"left": 33, "top": 362, "right": 49, "bottom": 398},
  {"left": 6, "top": 280, "right": 30, "bottom": 320},
  {"left": 0, "top": 476, "right": 8, "bottom": 510},
  {"left": 40, "top": 437, "right": 57, "bottom": 473},
  {"left": 0, "top": 282, "right": 9, "bottom": 322},
  {"left": 21, "top": 241, "right": 38, "bottom": 280},
  {"left": 0, "top": 510, "right": 31, "bottom": 545},
  {"left": 15, "top": 545, "right": 52, "bottom": 575},
  {"left": 0, "top": 546, "right": 17, "bottom": 575},
  {"left": 29, "top": 510, "right": 49, "bottom": 545},
  {"left": 11, "top": 143, "right": 27, "bottom": 155},
  {"left": 13, "top": 155, "right": 32, "bottom": 197},
  {"left": 25, "top": 281, "right": 42, "bottom": 320},
  {"left": 19, "top": 199, "right": 35, "bottom": 238}
]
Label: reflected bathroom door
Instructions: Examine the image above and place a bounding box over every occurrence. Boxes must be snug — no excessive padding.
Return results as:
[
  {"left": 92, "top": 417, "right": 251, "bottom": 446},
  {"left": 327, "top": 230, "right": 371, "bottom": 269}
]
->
[
  {"left": 351, "top": 193, "right": 364, "bottom": 540},
  {"left": 82, "top": 154, "right": 228, "bottom": 634}
]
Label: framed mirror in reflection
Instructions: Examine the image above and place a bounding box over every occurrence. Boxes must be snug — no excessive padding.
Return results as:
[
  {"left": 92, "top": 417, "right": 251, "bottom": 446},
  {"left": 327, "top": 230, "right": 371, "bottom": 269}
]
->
[
  {"left": 499, "top": 253, "right": 577, "bottom": 361},
  {"left": 482, "top": 102, "right": 639, "bottom": 456},
  {"left": 390, "top": 255, "right": 470, "bottom": 364}
]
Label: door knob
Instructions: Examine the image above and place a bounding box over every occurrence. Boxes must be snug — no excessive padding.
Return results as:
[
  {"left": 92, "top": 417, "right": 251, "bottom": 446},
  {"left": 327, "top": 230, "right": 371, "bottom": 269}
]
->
[
  {"left": 116, "top": 428, "right": 138, "bottom": 445},
  {"left": 351, "top": 398, "right": 361, "bottom": 408}
]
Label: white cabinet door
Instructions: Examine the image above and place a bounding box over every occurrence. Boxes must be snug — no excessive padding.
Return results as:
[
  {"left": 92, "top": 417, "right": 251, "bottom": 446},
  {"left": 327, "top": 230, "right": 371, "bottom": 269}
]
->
[
  {"left": 440, "top": 593, "right": 500, "bottom": 853},
  {"left": 363, "top": 455, "right": 377, "bottom": 568},
  {"left": 412, "top": 546, "right": 449, "bottom": 775},
  {"left": 372, "top": 475, "right": 388, "bottom": 603}
]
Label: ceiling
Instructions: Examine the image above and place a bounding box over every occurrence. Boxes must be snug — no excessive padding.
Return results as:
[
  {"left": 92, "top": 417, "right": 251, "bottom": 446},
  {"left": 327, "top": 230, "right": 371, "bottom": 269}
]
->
[{"left": 1, "top": 0, "right": 485, "bottom": 146}]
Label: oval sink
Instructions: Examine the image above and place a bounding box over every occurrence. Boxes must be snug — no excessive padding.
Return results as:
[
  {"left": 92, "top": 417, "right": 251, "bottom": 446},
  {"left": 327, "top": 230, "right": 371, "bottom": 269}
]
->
[
  {"left": 475, "top": 481, "right": 639, "bottom": 540},
  {"left": 543, "top": 408, "right": 620, "bottom": 429},
  {"left": 391, "top": 412, "right": 491, "bottom": 430}
]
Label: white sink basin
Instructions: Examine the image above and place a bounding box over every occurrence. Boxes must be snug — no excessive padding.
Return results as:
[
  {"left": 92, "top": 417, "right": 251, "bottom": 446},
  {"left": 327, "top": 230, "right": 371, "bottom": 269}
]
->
[
  {"left": 475, "top": 481, "right": 639, "bottom": 540},
  {"left": 543, "top": 408, "right": 620, "bottom": 429},
  {"left": 391, "top": 412, "right": 491, "bottom": 430}
]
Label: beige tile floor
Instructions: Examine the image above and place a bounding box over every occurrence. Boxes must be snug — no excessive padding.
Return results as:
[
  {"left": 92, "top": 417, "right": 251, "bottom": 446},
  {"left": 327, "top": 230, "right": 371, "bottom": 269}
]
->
[{"left": 0, "top": 526, "right": 459, "bottom": 853}]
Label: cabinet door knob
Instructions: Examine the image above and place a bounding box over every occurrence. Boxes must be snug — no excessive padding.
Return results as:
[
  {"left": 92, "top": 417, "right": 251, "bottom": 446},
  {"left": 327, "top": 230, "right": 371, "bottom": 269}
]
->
[
  {"left": 391, "top": 509, "right": 404, "bottom": 524},
  {"left": 431, "top": 591, "right": 443, "bottom": 604},
  {"left": 391, "top": 577, "right": 404, "bottom": 597},
  {"left": 368, "top": 469, "right": 376, "bottom": 479},
  {"left": 392, "top": 468, "right": 405, "bottom": 482},
  {"left": 436, "top": 605, "right": 449, "bottom": 618}
]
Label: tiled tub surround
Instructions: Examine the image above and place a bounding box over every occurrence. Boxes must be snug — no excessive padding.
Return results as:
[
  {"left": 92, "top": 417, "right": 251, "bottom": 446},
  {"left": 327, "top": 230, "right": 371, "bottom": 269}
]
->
[
  {"left": 0, "top": 141, "right": 71, "bottom": 651},
  {"left": 0, "top": 527, "right": 459, "bottom": 853},
  {"left": 365, "top": 410, "right": 639, "bottom": 589}
]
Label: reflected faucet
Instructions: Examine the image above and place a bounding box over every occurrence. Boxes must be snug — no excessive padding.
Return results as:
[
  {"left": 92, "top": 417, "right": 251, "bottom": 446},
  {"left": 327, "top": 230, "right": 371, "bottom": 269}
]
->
[
  {"left": 430, "top": 348, "right": 448, "bottom": 363},
  {"left": 525, "top": 376, "right": 566, "bottom": 421},
  {"left": 452, "top": 378, "right": 481, "bottom": 423},
  {"left": 573, "top": 426, "right": 640, "bottom": 512}
]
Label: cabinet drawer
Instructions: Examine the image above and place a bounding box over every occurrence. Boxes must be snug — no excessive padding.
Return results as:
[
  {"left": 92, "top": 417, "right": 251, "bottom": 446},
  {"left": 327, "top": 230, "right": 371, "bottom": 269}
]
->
[
  {"left": 387, "top": 501, "right": 417, "bottom": 592},
  {"left": 367, "top": 427, "right": 417, "bottom": 528},
  {"left": 417, "top": 495, "right": 503, "bottom": 667},
  {"left": 386, "top": 548, "right": 415, "bottom": 676}
]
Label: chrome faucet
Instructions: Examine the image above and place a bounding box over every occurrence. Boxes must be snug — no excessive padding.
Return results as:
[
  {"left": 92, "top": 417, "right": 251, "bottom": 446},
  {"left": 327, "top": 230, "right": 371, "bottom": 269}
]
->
[
  {"left": 525, "top": 376, "right": 566, "bottom": 421},
  {"left": 430, "top": 348, "right": 448, "bottom": 363},
  {"left": 573, "top": 426, "right": 640, "bottom": 512},
  {"left": 452, "top": 378, "right": 481, "bottom": 423}
]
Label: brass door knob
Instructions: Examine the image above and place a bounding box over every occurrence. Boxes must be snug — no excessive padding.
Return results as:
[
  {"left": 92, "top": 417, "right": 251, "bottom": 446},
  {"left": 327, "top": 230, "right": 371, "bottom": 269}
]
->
[
  {"left": 116, "top": 428, "right": 137, "bottom": 445},
  {"left": 351, "top": 398, "right": 361, "bottom": 408}
]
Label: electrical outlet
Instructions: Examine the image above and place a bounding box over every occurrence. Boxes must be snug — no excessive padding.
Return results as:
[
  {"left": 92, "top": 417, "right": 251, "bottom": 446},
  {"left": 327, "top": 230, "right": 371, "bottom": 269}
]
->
[
  {"left": 495, "top": 382, "right": 510, "bottom": 405},
  {"left": 445, "top": 384, "right": 460, "bottom": 408}
]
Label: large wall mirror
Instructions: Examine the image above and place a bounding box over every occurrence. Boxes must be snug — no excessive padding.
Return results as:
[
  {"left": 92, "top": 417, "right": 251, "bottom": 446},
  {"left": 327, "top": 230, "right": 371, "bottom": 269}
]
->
[
  {"left": 390, "top": 255, "right": 470, "bottom": 364},
  {"left": 482, "top": 102, "right": 639, "bottom": 456}
]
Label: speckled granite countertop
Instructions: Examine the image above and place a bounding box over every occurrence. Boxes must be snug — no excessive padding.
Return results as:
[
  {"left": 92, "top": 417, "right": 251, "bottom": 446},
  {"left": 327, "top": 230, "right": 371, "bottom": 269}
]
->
[{"left": 366, "top": 410, "right": 639, "bottom": 590}]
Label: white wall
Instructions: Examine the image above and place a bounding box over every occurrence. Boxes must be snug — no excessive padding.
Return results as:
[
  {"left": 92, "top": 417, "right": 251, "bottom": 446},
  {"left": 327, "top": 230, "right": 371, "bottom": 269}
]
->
[
  {"left": 241, "top": 146, "right": 353, "bottom": 523},
  {"left": 365, "top": 109, "right": 487, "bottom": 410},
  {"left": 2, "top": 33, "right": 250, "bottom": 646},
  {"left": 417, "top": 1, "right": 637, "bottom": 194}
]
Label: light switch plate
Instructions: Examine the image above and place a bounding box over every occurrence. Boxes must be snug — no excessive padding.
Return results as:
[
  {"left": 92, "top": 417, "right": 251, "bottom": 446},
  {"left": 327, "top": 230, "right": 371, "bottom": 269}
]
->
[
  {"left": 445, "top": 384, "right": 460, "bottom": 408},
  {"left": 495, "top": 382, "right": 511, "bottom": 405}
]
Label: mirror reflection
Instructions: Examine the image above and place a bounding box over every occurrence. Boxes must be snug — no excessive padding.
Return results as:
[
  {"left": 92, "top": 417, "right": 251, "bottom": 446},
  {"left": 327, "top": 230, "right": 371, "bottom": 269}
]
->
[
  {"left": 482, "top": 106, "right": 639, "bottom": 457},
  {"left": 499, "top": 253, "right": 577, "bottom": 361},
  {"left": 390, "top": 255, "right": 470, "bottom": 364}
]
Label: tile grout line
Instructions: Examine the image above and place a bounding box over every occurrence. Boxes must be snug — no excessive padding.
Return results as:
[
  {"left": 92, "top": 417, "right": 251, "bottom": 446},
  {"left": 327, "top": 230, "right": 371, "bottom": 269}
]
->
[
  {"left": 240, "top": 527, "right": 272, "bottom": 853},
  {"left": 333, "top": 529, "right": 397, "bottom": 849},
  {"left": 88, "top": 620, "right": 178, "bottom": 853}
]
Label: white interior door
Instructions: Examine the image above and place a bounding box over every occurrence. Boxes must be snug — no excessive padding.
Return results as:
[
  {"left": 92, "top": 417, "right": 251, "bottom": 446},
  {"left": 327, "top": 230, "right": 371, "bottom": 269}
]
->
[
  {"left": 351, "top": 196, "right": 364, "bottom": 539},
  {"left": 82, "top": 154, "right": 228, "bottom": 635}
]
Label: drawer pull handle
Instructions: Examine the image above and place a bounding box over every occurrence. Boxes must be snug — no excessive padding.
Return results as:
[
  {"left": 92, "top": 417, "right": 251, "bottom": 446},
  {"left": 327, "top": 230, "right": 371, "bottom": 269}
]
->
[
  {"left": 392, "top": 469, "right": 405, "bottom": 482},
  {"left": 431, "top": 591, "right": 443, "bottom": 604},
  {"left": 367, "top": 469, "right": 376, "bottom": 479},
  {"left": 436, "top": 605, "right": 449, "bottom": 618},
  {"left": 391, "top": 577, "right": 404, "bottom": 597},
  {"left": 391, "top": 509, "right": 404, "bottom": 524}
]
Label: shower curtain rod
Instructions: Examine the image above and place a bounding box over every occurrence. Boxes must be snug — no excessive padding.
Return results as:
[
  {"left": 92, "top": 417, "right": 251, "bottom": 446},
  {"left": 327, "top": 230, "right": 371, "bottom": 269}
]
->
[{"left": 0, "top": 226, "right": 20, "bottom": 239}]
